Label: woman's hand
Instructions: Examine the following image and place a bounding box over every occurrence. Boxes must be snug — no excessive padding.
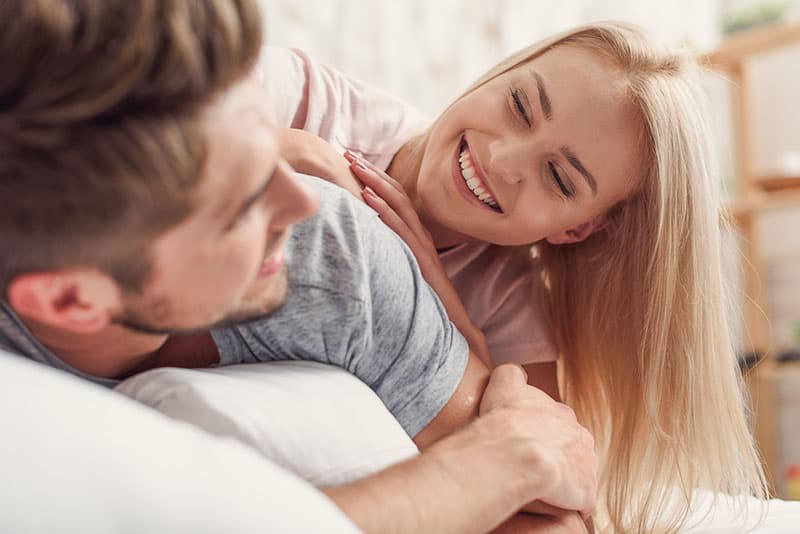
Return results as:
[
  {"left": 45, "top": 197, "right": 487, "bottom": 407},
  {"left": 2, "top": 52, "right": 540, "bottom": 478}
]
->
[
  {"left": 346, "top": 151, "right": 491, "bottom": 366},
  {"left": 276, "top": 128, "right": 363, "bottom": 198}
]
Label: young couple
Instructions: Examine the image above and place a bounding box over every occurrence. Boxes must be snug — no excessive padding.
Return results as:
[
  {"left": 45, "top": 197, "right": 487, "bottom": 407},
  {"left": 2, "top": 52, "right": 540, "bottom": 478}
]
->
[{"left": 0, "top": 0, "right": 765, "bottom": 532}]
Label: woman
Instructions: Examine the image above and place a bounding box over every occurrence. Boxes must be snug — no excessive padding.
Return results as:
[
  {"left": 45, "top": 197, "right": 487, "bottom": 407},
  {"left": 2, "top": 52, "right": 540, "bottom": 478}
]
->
[{"left": 265, "top": 22, "right": 767, "bottom": 532}]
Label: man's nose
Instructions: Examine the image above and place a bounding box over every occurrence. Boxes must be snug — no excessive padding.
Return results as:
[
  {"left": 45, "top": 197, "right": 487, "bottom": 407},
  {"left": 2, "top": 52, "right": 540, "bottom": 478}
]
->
[{"left": 268, "top": 162, "right": 320, "bottom": 229}]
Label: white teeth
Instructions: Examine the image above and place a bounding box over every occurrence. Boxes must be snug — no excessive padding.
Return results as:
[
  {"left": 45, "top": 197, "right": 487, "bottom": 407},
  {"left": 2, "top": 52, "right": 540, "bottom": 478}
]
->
[{"left": 459, "top": 146, "right": 499, "bottom": 211}]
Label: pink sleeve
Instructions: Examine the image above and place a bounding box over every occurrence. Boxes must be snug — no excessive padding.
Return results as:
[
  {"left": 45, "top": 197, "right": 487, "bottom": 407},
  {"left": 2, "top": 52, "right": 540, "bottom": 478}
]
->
[
  {"left": 254, "top": 47, "right": 427, "bottom": 170},
  {"left": 254, "top": 47, "right": 310, "bottom": 129}
]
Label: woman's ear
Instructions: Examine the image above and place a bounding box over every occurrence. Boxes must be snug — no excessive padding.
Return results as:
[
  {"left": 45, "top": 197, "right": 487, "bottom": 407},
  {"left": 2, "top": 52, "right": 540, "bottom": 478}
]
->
[
  {"left": 6, "top": 270, "right": 122, "bottom": 333},
  {"left": 545, "top": 215, "right": 607, "bottom": 245}
]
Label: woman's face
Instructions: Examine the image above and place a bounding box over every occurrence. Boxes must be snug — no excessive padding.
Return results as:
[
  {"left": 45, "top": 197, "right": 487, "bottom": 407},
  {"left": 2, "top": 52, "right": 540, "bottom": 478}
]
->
[{"left": 417, "top": 45, "right": 644, "bottom": 246}]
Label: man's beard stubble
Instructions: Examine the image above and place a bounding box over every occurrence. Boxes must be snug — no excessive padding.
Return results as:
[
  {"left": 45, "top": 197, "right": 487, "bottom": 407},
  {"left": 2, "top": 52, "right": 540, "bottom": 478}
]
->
[{"left": 114, "top": 267, "right": 291, "bottom": 336}]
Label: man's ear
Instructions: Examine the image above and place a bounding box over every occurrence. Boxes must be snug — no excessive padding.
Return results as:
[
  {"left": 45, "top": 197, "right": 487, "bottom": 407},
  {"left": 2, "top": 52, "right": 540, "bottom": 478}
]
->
[
  {"left": 6, "top": 270, "right": 122, "bottom": 333},
  {"left": 545, "top": 215, "right": 607, "bottom": 245}
]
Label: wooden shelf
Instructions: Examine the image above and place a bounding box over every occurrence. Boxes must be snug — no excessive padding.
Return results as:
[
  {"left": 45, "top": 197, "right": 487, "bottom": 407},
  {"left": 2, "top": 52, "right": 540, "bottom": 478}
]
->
[
  {"left": 704, "top": 20, "right": 800, "bottom": 500},
  {"left": 757, "top": 174, "right": 800, "bottom": 192},
  {"left": 701, "top": 21, "right": 800, "bottom": 70},
  {"left": 724, "top": 176, "right": 800, "bottom": 218}
]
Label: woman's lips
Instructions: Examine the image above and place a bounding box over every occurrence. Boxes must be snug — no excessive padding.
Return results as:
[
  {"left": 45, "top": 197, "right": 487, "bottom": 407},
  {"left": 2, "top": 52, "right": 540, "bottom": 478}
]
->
[{"left": 451, "top": 136, "right": 499, "bottom": 213}]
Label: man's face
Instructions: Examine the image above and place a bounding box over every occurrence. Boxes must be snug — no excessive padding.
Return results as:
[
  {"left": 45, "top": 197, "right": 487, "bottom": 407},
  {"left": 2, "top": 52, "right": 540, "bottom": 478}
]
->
[{"left": 118, "top": 79, "right": 319, "bottom": 334}]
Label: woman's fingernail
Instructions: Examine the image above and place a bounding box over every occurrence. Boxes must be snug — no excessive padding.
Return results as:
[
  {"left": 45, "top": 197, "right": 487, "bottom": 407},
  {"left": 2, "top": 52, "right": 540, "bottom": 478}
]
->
[
  {"left": 353, "top": 159, "right": 368, "bottom": 171},
  {"left": 362, "top": 186, "right": 376, "bottom": 198},
  {"left": 344, "top": 150, "right": 359, "bottom": 162}
]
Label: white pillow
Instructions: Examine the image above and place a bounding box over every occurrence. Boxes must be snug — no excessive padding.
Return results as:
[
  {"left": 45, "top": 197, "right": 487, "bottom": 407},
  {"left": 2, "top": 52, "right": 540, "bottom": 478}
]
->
[
  {"left": 0, "top": 351, "right": 358, "bottom": 534},
  {"left": 115, "top": 362, "right": 419, "bottom": 486}
]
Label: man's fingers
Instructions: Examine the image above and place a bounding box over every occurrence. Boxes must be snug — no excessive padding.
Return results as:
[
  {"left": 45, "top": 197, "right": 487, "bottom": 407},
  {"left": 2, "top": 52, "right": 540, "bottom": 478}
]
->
[
  {"left": 489, "top": 364, "right": 529, "bottom": 390},
  {"left": 480, "top": 364, "right": 529, "bottom": 414}
]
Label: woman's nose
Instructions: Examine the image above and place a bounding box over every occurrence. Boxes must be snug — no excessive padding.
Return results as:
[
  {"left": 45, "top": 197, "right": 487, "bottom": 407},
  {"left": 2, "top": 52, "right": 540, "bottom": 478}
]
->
[{"left": 489, "top": 139, "right": 526, "bottom": 186}]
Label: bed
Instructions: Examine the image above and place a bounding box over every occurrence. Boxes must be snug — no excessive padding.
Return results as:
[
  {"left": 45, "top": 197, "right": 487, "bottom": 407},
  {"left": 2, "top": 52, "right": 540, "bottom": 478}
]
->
[{"left": 2, "top": 349, "right": 798, "bottom": 533}]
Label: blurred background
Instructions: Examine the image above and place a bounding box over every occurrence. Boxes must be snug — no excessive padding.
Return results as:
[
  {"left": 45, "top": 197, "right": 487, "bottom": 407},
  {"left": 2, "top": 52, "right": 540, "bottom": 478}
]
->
[{"left": 260, "top": 0, "right": 800, "bottom": 499}]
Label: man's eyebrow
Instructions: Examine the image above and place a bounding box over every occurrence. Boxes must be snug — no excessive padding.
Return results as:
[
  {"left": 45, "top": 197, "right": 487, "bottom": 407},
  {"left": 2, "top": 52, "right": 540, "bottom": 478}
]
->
[
  {"left": 560, "top": 146, "right": 597, "bottom": 196},
  {"left": 530, "top": 69, "right": 552, "bottom": 121},
  {"left": 228, "top": 175, "right": 273, "bottom": 224}
]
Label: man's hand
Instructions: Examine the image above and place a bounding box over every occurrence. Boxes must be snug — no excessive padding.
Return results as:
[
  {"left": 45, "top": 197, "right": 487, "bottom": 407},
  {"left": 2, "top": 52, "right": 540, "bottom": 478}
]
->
[
  {"left": 480, "top": 364, "right": 598, "bottom": 517},
  {"left": 325, "top": 362, "right": 597, "bottom": 533}
]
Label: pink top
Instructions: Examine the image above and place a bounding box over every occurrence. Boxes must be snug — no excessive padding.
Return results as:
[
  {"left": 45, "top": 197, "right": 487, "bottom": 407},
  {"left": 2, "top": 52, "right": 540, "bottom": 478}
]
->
[{"left": 257, "top": 47, "right": 558, "bottom": 365}]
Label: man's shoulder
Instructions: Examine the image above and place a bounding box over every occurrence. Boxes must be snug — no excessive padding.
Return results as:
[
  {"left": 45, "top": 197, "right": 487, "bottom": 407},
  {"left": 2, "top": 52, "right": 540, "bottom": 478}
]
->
[
  {"left": 286, "top": 174, "right": 382, "bottom": 299},
  {"left": 291, "top": 173, "right": 379, "bottom": 249}
]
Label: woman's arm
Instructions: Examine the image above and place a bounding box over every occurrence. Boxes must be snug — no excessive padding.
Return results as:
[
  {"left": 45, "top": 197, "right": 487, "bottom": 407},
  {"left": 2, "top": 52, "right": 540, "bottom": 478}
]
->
[
  {"left": 258, "top": 47, "right": 425, "bottom": 171},
  {"left": 277, "top": 128, "right": 364, "bottom": 197}
]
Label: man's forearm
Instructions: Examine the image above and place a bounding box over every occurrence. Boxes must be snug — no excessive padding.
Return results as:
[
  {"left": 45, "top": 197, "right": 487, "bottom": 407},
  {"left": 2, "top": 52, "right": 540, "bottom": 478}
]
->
[
  {"left": 322, "top": 421, "right": 540, "bottom": 534},
  {"left": 324, "top": 364, "right": 599, "bottom": 533}
]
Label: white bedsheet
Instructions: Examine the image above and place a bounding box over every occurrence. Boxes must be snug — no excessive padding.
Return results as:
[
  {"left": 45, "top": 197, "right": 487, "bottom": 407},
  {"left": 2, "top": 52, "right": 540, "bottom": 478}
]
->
[
  {"left": 685, "top": 491, "right": 800, "bottom": 533},
  {"left": 118, "top": 362, "right": 800, "bottom": 533}
]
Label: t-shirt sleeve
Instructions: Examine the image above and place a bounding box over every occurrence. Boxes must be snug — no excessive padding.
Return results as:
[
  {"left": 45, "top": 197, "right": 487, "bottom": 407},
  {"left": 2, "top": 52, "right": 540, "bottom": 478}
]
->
[
  {"left": 254, "top": 47, "right": 428, "bottom": 170},
  {"left": 211, "top": 176, "right": 469, "bottom": 437}
]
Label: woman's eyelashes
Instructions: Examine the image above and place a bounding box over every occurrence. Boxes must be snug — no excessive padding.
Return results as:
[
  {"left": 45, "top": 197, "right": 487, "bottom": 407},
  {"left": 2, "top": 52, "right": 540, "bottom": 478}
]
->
[
  {"left": 509, "top": 87, "right": 531, "bottom": 127},
  {"left": 548, "top": 162, "right": 575, "bottom": 198}
]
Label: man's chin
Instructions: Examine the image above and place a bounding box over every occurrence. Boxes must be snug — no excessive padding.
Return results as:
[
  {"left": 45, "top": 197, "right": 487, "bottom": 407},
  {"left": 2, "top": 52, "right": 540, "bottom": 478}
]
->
[{"left": 117, "top": 299, "right": 286, "bottom": 336}]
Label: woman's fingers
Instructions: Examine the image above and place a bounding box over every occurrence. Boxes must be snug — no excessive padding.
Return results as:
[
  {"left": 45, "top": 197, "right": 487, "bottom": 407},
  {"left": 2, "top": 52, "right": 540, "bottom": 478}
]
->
[
  {"left": 349, "top": 158, "right": 431, "bottom": 245},
  {"left": 361, "top": 187, "right": 419, "bottom": 249},
  {"left": 345, "top": 150, "right": 404, "bottom": 193}
]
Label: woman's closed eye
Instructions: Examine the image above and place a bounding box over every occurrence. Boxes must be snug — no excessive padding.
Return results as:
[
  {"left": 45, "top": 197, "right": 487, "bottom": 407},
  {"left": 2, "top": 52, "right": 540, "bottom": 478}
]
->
[
  {"left": 509, "top": 87, "right": 532, "bottom": 127},
  {"left": 548, "top": 161, "right": 575, "bottom": 199}
]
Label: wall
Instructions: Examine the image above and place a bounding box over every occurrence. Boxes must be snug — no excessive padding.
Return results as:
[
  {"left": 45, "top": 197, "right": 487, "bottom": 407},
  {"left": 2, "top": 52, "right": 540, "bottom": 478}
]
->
[{"left": 259, "top": 0, "right": 721, "bottom": 114}]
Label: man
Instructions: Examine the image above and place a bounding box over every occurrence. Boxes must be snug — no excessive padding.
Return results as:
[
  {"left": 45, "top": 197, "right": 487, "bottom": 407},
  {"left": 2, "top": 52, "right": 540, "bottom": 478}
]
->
[{"left": 0, "top": 0, "right": 596, "bottom": 531}]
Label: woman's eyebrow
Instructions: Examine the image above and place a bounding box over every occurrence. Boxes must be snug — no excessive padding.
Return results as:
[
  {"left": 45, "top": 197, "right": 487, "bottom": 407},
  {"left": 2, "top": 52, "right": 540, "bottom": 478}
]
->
[
  {"left": 530, "top": 69, "right": 552, "bottom": 120},
  {"left": 561, "top": 146, "right": 598, "bottom": 196}
]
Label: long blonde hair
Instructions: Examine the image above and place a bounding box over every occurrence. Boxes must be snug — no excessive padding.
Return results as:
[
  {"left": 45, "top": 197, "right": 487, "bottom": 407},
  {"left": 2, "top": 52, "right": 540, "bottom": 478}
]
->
[{"left": 419, "top": 21, "right": 768, "bottom": 532}]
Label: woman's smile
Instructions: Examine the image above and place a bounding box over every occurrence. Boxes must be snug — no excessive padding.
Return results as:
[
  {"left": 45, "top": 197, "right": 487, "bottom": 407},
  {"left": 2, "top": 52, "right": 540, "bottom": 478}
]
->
[{"left": 451, "top": 135, "right": 504, "bottom": 213}]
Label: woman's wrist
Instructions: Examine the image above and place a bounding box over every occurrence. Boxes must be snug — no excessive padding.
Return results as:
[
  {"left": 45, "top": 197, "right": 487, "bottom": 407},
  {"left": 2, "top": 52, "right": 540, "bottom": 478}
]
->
[{"left": 463, "top": 325, "right": 491, "bottom": 367}]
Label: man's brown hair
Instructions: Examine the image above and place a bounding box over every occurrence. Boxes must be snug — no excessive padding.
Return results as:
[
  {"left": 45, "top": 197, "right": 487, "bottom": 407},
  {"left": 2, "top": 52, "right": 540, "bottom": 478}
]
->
[{"left": 0, "top": 0, "right": 263, "bottom": 293}]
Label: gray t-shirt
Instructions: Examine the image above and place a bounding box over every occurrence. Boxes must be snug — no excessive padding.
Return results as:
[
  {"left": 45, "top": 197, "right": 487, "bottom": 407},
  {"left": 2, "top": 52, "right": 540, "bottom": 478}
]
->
[{"left": 0, "top": 175, "right": 469, "bottom": 436}]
